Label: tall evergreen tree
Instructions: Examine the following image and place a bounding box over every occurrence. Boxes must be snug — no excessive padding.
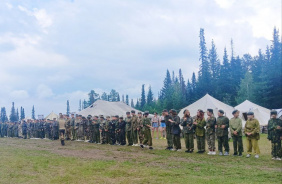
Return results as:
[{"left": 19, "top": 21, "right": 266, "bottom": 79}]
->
[
  {"left": 79, "top": 99, "right": 82, "bottom": 111},
  {"left": 178, "top": 69, "right": 187, "bottom": 105},
  {"left": 16, "top": 108, "right": 19, "bottom": 121},
  {"left": 66, "top": 100, "right": 70, "bottom": 115},
  {"left": 197, "top": 28, "right": 211, "bottom": 97},
  {"left": 209, "top": 40, "right": 221, "bottom": 98},
  {"left": 31, "top": 105, "right": 35, "bottom": 120},
  {"left": 101, "top": 92, "right": 108, "bottom": 101},
  {"left": 140, "top": 84, "right": 146, "bottom": 109},
  {"left": 131, "top": 99, "right": 134, "bottom": 107},
  {"left": 147, "top": 85, "right": 153, "bottom": 105},
  {"left": 126, "top": 95, "right": 129, "bottom": 105},
  {"left": 88, "top": 90, "right": 99, "bottom": 105},
  {"left": 117, "top": 93, "right": 120, "bottom": 101},
  {"left": 236, "top": 72, "right": 255, "bottom": 104},
  {"left": 9, "top": 102, "right": 17, "bottom": 122},
  {"left": 122, "top": 95, "right": 125, "bottom": 102},
  {"left": 1, "top": 107, "right": 8, "bottom": 123}
]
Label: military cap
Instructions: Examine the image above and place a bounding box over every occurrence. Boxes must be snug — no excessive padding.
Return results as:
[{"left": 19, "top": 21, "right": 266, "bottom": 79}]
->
[
  {"left": 115, "top": 115, "right": 119, "bottom": 118},
  {"left": 247, "top": 111, "right": 254, "bottom": 115},
  {"left": 94, "top": 116, "right": 99, "bottom": 118},
  {"left": 100, "top": 115, "right": 104, "bottom": 118},
  {"left": 119, "top": 117, "right": 124, "bottom": 120},
  {"left": 106, "top": 116, "right": 110, "bottom": 118},
  {"left": 207, "top": 109, "right": 213, "bottom": 113},
  {"left": 71, "top": 113, "right": 74, "bottom": 115},
  {"left": 66, "top": 114, "right": 69, "bottom": 117},
  {"left": 144, "top": 111, "right": 149, "bottom": 114},
  {"left": 198, "top": 109, "right": 204, "bottom": 113},
  {"left": 162, "top": 109, "right": 168, "bottom": 112},
  {"left": 79, "top": 115, "right": 82, "bottom": 117},
  {"left": 218, "top": 109, "right": 224, "bottom": 114},
  {"left": 126, "top": 112, "right": 130, "bottom": 115},
  {"left": 138, "top": 112, "right": 142, "bottom": 114},
  {"left": 270, "top": 110, "right": 277, "bottom": 115},
  {"left": 131, "top": 110, "right": 135, "bottom": 113},
  {"left": 232, "top": 110, "right": 239, "bottom": 115}
]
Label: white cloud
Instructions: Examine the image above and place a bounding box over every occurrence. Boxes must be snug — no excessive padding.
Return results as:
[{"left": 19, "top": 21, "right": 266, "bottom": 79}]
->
[
  {"left": 10, "top": 90, "right": 29, "bottom": 99},
  {"left": 6, "top": 3, "right": 13, "bottom": 10},
  {"left": 214, "top": 0, "right": 235, "bottom": 9},
  {"left": 36, "top": 84, "right": 54, "bottom": 99}
]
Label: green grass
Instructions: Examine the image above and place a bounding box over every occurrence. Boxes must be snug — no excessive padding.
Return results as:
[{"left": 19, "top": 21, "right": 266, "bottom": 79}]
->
[{"left": 0, "top": 134, "right": 281, "bottom": 184}]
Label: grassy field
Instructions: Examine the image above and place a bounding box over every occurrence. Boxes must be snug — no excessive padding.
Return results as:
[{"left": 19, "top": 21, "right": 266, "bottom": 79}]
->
[{"left": 0, "top": 134, "right": 281, "bottom": 184}]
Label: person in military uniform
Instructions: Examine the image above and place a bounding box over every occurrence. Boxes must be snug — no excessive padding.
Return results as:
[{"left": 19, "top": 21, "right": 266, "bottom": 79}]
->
[
  {"left": 14, "top": 122, "right": 19, "bottom": 138},
  {"left": 215, "top": 109, "right": 230, "bottom": 156},
  {"left": 193, "top": 109, "right": 206, "bottom": 153},
  {"left": 244, "top": 111, "right": 260, "bottom": 158},
  {"left": 131, "top": 110, "right": 139, "bottom": 146},
  {"left": 140, "top": 111, "right": 153, "bottom": 150},
  {"left": 99, "top": 115, "right": 106, "bottom": 144},
  {"left": 169, "top": 109, "right": 181, "bottom": 151},
  {"left": 70, "top": 114, "right": 76, "bottom": 141},
  {"left": 206, "top": 109, "right": 216, "bottom": 155},
  {"left": 267, "top": 110, "right": 282, "bottom": 160},
  {"left": 93, "top": 116, "right": 100, "bottom": 144},
  {"left": 137, "top": 112, "right": 144, "bottom": 144},
  {"left": 181, "top": 109, "right": 195, "bottom": 153},
  {"left": 109, "top": 116, "right": 117, "bottom": 145},
  {"left": 230, "top": 110, "right": 243, "bottom": 156},
  {"left": 76, "top": 115, "right": 83, "bottom": 140},
  {"left": 89, "top": 116, "right": 95, "bottom": 143},
  {"left": 64, "top": 115, "right": 71, "bottom": 140},
  {"left": 163, "top": 109, "right": 173, "bottom": 150},
  {"left": 117, "top": 117, "right": 126, "bottom": 145},
  {"left": 84, "top": 115, "right": 91, "bottom": 142},
  {"left": 105, "top": 116, "right": 111, "bottom": 144},
  {"left": 38, "top": 120, "right": 45, "bottom": 139},
  {"left": 125, "top": 112, "right": 133, "bottom": 146},
  {"left": 53, "top": 118, "right": 59, "bottom": 140},
  {"left": 78, "top": 116, "right": 85, "bottom": 141},
  {"left": 58, "top": 115, "right": 66, "bottom": 145}
]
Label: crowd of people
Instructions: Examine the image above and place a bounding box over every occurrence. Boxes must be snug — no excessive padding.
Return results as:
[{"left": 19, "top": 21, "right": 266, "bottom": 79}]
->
[{"left": 0, "top": 109, "right": 281, "bottom": 160}]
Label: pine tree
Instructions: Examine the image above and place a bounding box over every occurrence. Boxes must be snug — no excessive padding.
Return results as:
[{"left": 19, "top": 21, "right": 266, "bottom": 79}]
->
[
  {"left": 209, "top": 40, "right": 221, "bottom": 98},
  {"left": 178, "top": 69, "right": 187, "bottom": 105},
  {"left": 122, "top": 95, "right": 125, "bottom": 102},
  {"left": 135, "top": 98, "right": 140, "bottom": 109},
  {"left": 101, "top": 92, "right": 108, "bottom": 101},
  {"left": 22, "top": 108, "right": 25, "bottom": 120},
  {"left": 147, "top": 85, "right": 153, "bottom": 105},
  {"left": 88, "top": 90, "right": 99, "bottom": 105},
  {"left": 66, "top": 100, "right": 70, "bottom": 115},
  {"left": 83, "top": 99, "right": 88, "bottom": 109},
  {"left": 140, "top": 84, "right": 146, "bottom": 109},
  {"left": 16, "top": 108, "right": 19, "bottom": 121},
  {"left": 117, "top": 93, "right": 120, "bottom": 101},
  {"left": 1, "top": 107, "right": 8, "bottom": 123},
  {"left": 197, "top": 28, "right": 211, "bottom": 97},
  {"left": 20, "top": 106, "right": 24, "bottom": 120},
  {"left": 109, "top": 89, "right": 119, "bottom": 102},
  {"left": 236, "top": 72, "right": 255, "bottom": 104},
  {"left": 9, "top": 102, "right": 17, "bottom": 122},
  {"left": 126, "top": 95, "right": 129, "bottom": 105},
  {"left": 131, "top": 99, "right": 134, "bottom": 107},
  {"left": 32, "top": 105, "right": 35, "bottom": 120},
  {"left": 79, "top": 99, "right": 82, "bottom": 111}
]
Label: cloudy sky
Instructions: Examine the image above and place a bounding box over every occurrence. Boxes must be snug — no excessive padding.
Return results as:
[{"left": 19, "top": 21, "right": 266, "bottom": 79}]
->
[{"left": 0, "top": 0, "right": 280, "bottom": 118}]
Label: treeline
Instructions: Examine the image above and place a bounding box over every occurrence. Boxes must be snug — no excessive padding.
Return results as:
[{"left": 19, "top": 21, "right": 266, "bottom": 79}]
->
[
  {"left": 134, "top": 28, "right": 282, "bottom": 113},
  {"left": 0, "top": 103, "right": 36, "bottom": 122}
]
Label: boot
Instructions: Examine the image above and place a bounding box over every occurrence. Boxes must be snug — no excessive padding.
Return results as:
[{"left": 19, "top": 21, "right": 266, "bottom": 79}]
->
[{"left": 61, "top": 140, "right": 65, "bottom": 146}]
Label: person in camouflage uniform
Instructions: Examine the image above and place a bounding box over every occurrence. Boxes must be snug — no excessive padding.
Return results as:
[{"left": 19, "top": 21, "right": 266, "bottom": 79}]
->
[
  {"left": 89, "top": 117, "right": 95, "bottom": 143},
  {"left": 64, "top": 115, "right": 71, "bottom": 140},
  {"left": 267, "top": 110, "right": 282, "bottom": 160},
  {"left": 14, "top": 122, "right": 19, "bottom": 138},
  {"left": 84, "top": 115, "right": 91, "bottom": 142},
  {"left": 125, "top": 112, "right": 133, "bottom": 146},
  {"left": 216, "top": 109, "right": 230, "bottom": 156},
  {"left": 137, "top": 112, "right": 144, "bottom": 144},
  {"left": 58, "top": 115, "right": 66, "bottom": 146},
  {"left": 52, "top": 118, "right": 59, "bottom": 140},
  {"left": 170, "top": 109, "right": 181, "bottom": 151},
  {"left": 206, "top": 109, "right": 216, "bottom": 155},
  {"left": 117, "top": 117, "right": 126, "bottom": 145},
  {"left": 181, "top": 109, "right": 195, "bottom": 153},
  {"left": 244, "top": 111, "right": 260, "bottom": 159},
  {"left": 131, "top": 110, "right": 139, "bottom": 146},
  {"left": 78, "top": 117, "right": 85, "bottom": 140},
  {"left": 93, "top": 116, "right": 100, "bottom": 144},
  {"left": 163, "top": 109, "right": 173, "bottom": 150},
  {"left": 22, "top": 120, "right": 27, "bottom": 139},
  {"left": 230, "top": 110, "right": 243, "bottom": 156},
  {"left": 38, "top": 120, "right": 44, "bottom": 139},
  {"left": 99, "top": 115, "right": 106, "bottom": 144},
  {"left": 194, "top": 109, "right": 206, "bottom": 154},
  {"left": 70, "top": 114, "right": 76, "bottom": 141},
  {"left": 109, "top": 116, "right": 117, "bottom": 145},
  {"left": 105, "top": 116, "right": 111, "bottom": 144},
  {"left": 140, "top": 111, "right": 153, "bottom": 150}
]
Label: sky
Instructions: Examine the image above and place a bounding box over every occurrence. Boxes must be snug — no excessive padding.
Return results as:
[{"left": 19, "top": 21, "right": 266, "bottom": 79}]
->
[{"left": 0, "top": 0, "right": 281, "bottom": 118}]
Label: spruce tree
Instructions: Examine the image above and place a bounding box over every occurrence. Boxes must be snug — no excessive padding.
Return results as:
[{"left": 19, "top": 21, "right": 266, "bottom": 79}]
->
[
  {"left": 101, "top": 92, "right": 108, "bottom": 101},
  {"left": 236, "top": 72, "right": 255, "bottom": 104},
  {"left": 9, "top": 102, "right": 17, "bottom": 122},
  {"left": 131, "top": 99, "right": 134, "bottom": 107},
  {"left": 32, "top": 105, "right": 35, "bottom": 120},
  {"left": 126, "top": 95, "right": 129, "bottom": 105},
  {"left": 140, "top": 84, "right": 146, "bottom": 109},
  {"left": 66, "top": 100, "right": 70, "bottom": 115},
  {"left": 147, "top": 85, "right": 153, "bottom": 105},
  {"left": 209, "top": 40, "right": 221, "bottom": 98}
]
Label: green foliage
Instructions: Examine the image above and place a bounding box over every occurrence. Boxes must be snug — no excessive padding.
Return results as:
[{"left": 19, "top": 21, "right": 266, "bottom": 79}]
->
[
  {"left": 66, "top": 100, "right": 70, "bottom": 115},
  {"left": 31, "top": 105, "right": 35, "bottom": 120}
]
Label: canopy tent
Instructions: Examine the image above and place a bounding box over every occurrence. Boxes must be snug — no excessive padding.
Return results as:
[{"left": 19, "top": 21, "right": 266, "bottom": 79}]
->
[
  {"left": 78, "top": 100, "right": 142, "bottom": 117},
  {"left": 45, "top": 111, "right": 59, "bottom": 120},
  {"left": 235, "top": 100, "right": 271, "bottom": 126},
  {"left": 178, "top": 94, "right": 234, "bottom": 119},
  {"left": 274, "top": 109, "right": 282, "bottom": 119}
]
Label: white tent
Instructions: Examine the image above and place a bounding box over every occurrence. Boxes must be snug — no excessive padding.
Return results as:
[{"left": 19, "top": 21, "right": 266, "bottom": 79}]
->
[
  {"left": 45, "top": 111, "right": 59, "bottom": 120},
  {"left": 178, "top": 94, "right": 234, "bottom": 119},
  {"left": 78, "top": 100, "right": 142, "bottom": 117},
  {"left": 235, "top": 100, "right": 271, "bottom": 126}
]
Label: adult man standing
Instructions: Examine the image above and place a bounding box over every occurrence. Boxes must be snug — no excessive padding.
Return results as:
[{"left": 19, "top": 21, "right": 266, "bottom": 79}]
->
[
  {"left": 125, "top": 112, "right": 133, "bottom": 146},
  {"left": 163, "top": 109, "right": 173, "bottom": 150},
  {"left": 181, "top": 109, "right": 194, "bottom": 153},
  {"left": 105, "top": 116, "right": 111, "bottom": 144},
  {"left": 137, "top": 112, "right": 144, "bottom": 144},
  {"left": 70, "top": 114, "right": 76, "bottom": 141},
  {"left": 169, "top": 109, "right": 181, "bottom": 151},
  {"left": 22, "top": 121, "right": 27, "bottom": 139},
  {"left": 244, "top": 111, "right": 260, "bottom": 159},
  {"left": 230, "top": 110, "right": 243, "bottom": 156},
  {"left": 53, "top": 118, "right": 59, "bottom": 140},
  {"left": 131, "top": 110, "right": 139, "bottom": 146},
  {"left": 267, "top": 110, "right": 282, "bottom": 160},
  {"left": 206, "top": 109, "right": 216, "bottom": 155},
  {"left": 109, "top": 116, "right": 117, "bottom": 145},
  {"left": 93, "top": 116, "right": 100, "bottom": 144},
  {"left": 99, "top": 115, "right": 106, "bottom": 144},
  {"left": 216, "top": 110, "right": 230, "bottom": 156}
]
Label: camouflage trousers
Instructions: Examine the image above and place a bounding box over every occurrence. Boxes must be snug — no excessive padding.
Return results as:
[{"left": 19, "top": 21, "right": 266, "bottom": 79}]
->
[
  {"left": 246, "top": 138, "right": 260, "bottom": 155},
  {"left": 65, "top": 127, "right": 71, "bottom": 140},
  {"left": 94, "top": 129, "right": 100, "bottom": 143},
  {"left": 166, "top": 130, "right": 173, "bottom": 148},
  {"left": 101, "top": 130, "right": 106, "bottom": 144},
  {"left": 172, "top": 134, "right": 181, "bottom": 149},
  {"left": 217, "top": 135, "right": 229, "bottom": 152},
  {"left": 105, "top": 131, "right": 111, "bottom": 144},
  {"left": 71, "top": 127, "right": 77, "bottom": 140},
  {"left": 271, "top": 140, "right": 281, "bottom": 158},
  {"left": 132, "top": 129, "right": 138, "bottom": 144},
  {"left": 126, "top": 131, "right": 133, "bottom": 145},
  {"left": 196, "top": 135, "right": 205, "bottom": 152},
  {"left": 143, "top": 129, "right": 152, "bottom": 146},
  {"left": 184, "top": 133, "right": 194, "bottom": 151},
  {"left": 232, "top": 136, "right": 243, "bottom": 154},
  {"left": 206, "top": 133, "right": 216, "bottom": 151},
  {"left": 138, "top": 129, "right": 144, "bottom": 144},
  {"left": 59, "top": 129, "right": 65, "bottom": 141}
]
